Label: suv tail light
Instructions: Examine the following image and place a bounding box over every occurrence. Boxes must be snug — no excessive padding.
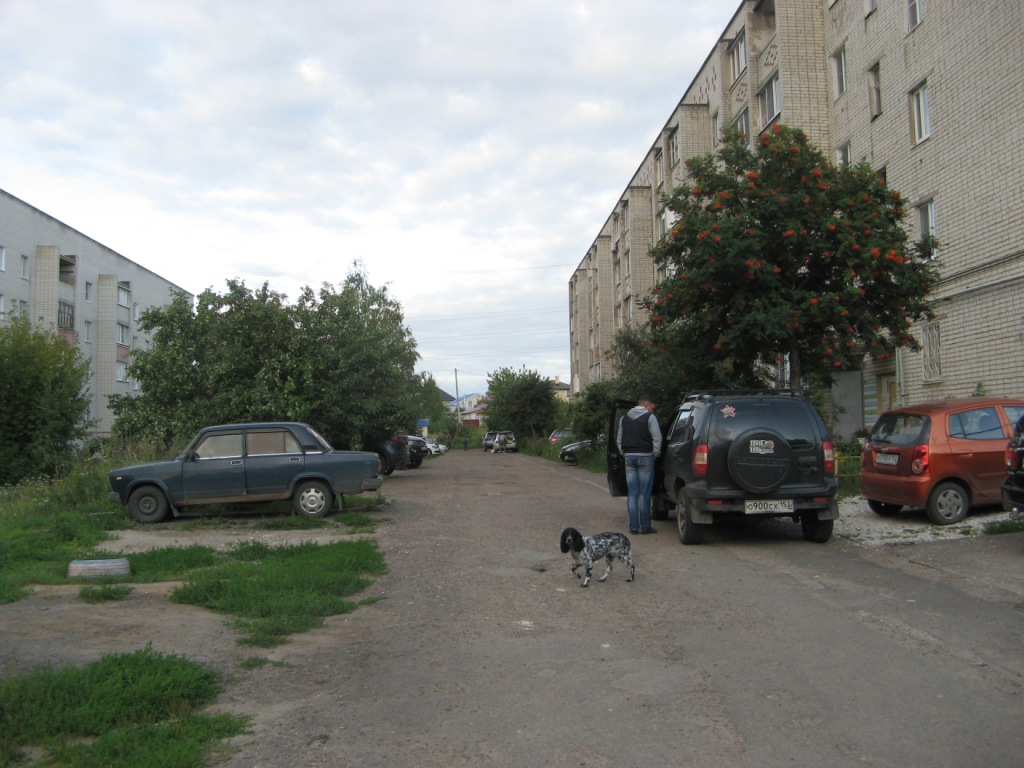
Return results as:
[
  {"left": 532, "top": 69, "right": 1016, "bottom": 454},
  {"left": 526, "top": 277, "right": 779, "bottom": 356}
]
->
[
  {"left": 692, "top": 444, "right": 708, "bottom": 477},
  {"left": 1007, "top": 441, "right": 1022, "bottom": 470},
  {"left": 911, "top": 444, "right": 929, "bottom": 475},
  {"left": 822, "top": 440, "right": 835, "bottom": 475}
]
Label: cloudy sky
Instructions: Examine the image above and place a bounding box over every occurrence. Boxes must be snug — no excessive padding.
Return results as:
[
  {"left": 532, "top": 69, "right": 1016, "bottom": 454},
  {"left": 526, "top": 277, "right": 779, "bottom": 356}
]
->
[{"left": 1, "top": 0, "right": 734, "bottom": 399}]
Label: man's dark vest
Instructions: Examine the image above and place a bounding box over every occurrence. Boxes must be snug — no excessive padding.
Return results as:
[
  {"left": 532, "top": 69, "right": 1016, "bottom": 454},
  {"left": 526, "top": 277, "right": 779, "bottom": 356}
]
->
[{"left": 620, "top": 411, "right": 655, "bottom": 454}]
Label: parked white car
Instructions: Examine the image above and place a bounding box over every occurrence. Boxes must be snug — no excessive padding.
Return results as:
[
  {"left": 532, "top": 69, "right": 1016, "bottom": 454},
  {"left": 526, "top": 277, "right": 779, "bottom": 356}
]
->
[{"left": 425, "top": 437, "right": 448, "bottom": 455}]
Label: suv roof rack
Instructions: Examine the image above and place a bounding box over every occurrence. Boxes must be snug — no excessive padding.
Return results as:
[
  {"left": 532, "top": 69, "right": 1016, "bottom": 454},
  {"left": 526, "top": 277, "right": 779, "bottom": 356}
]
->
[{"left": 682, "top": 389, "right": 806, "bottom": 402}]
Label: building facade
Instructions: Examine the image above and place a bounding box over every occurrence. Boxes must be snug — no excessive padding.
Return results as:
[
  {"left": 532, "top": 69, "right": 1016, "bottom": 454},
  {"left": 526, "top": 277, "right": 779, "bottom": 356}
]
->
[
  {"left": 0, "top": 189, "right": 192, "bottom": 435},
  {"left": 570, "top": 0, "right": 1024, "bottom": 434}
]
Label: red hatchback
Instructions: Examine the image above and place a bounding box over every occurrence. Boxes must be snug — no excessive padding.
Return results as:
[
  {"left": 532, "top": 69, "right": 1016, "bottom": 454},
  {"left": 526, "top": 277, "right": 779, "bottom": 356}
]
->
[{"left": 859, "top": 397, "right": 1024, "bottom": 525}]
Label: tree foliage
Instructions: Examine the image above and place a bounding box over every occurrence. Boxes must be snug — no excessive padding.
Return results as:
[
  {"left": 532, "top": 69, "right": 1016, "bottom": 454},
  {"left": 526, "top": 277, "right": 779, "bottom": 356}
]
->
[
  {"left": 483, "top": 366, "right": 558, "bottom": 439},
  {"left": 647, "top": 124, "right": 938, "bottom": 388},
  {"left": 0, "top": 317, "right": 93, "bottom": 484},
  {"left": 110, "top": 267, "right": 423, "bottom": 450},
  {"left": 566, "top": 379, "right": 619, "bottom": 441}
]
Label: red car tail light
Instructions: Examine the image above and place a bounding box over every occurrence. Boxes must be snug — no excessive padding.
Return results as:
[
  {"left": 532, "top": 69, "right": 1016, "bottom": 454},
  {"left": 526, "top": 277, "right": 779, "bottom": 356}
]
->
[
  {"left": 692, "top": 444, "right": 708, "bottom": 477},
  {"left": 822, "top": 440, "right": 835, "bottom": 475},
  {"left": 1007, "top": 442, "right": 1022, "bottom": 470},
  {"left": 911, "top": 444, "right": 929, "bottom": 475}
]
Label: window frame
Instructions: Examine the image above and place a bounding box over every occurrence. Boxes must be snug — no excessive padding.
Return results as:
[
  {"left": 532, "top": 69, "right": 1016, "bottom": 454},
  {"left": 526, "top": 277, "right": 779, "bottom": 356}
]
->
[
  {"left": 908, "top": 0, "right": 923, "bottom": 31},
  {"left": 728, "top": 29, "right": 747, "bottom": 84},
  {"left": 834, "top": 47, "right": 847, "bottom": 98},
  {"left": 116, "top": 322, "right": 130, "bottom": 346},
  {"left": 868, "top": 62, "right": 882, "bottom": 118},
  {"left": 758, "top": 74, "right": 782, "bottom": 128},
  {"left": 922, "top": 320, "right": 941, "bottom": 382},
  {"left": 910, "top": 82, "right": 931, "bottom": 144}
]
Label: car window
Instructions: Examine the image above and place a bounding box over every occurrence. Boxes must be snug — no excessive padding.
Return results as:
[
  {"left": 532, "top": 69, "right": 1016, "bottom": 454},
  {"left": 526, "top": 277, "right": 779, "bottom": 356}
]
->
[
  {"left": 870, "top": 413, "right": 928, "bottom": 446},
  {"left": 247, "top": 430, "right": 301, "bottom": 456},
  {"left": 1003, "top": 406, "right": 1024, "bottom": 433},
  {"left": 712, "top": 400, "right": 816, "bottom": 443},
  {"left": 948, "top": 407, "right": 1003, "bottom": 440},
  {"left": 194, "top": 433, "right": 243, "bottom": 459},
  {"left": 668, "top": 409, "right": 694, "bottom": 443}
]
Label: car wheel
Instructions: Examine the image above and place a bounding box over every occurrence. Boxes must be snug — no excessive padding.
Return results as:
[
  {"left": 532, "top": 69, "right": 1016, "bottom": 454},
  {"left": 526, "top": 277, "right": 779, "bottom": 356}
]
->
[
  {"left": 128, "top": 485, "right": 169, "bottom": 524},
  {"left": 727, "top": 429, "right": 794, "bottom": 493},
  {"left": 676, "top": 498, "right": 707, "bottom": 545},
  {"left": 293, "top": 480, "right": 334, "bottom": 517},
  {"left": 867, "top": 499, "right": 902, "bottom": 516},
  {"left": 378, "top": 452, "right": 395, "bottom": 476},
  {"left": 408, "top": 457, "right": 423, "bottom": 469},
  {"left": 801, "top": 513, "right": 834, "bottom": 543},
  {"left": 926, "top": 481, "right": 968, "bottom": 525}
]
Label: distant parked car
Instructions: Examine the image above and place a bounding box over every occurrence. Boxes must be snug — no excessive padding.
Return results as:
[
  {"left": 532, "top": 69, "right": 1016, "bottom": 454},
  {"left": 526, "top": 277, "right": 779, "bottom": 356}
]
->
[
  {"left": 424, "top": 437, "right": 448, "bottom": 455},
  {"left": 108, "top": 422, "right": 383, "bottom": 523},
  {"left": 1002, "top": 414, "right": 1024, "bottom": 518},
  {"left": 549, "top": 428, "right": 574, "bottom": 443},
  {"left": 860, "top": 397, "right": 1024, "bottom": 525},
  {"left": 404, "top": 435, "right": 429, "bottom": 468},
  {"left": 374, "top": 433, "right": 411, "bottom": 476},
  {"left": 559, "top": 435, "right": 606, "bottom": 463}
]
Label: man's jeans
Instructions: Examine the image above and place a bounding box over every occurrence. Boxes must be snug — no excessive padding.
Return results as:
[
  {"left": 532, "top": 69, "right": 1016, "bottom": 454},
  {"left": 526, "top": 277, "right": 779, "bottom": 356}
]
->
[{"left": 624, "top": 453, "right": 655, "bottom": 533}]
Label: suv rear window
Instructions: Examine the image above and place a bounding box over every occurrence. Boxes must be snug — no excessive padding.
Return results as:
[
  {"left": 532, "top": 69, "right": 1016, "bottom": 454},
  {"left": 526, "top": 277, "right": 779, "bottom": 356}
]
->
[
  {"left": 710, "top": 399, "right": 819, "bottom": 443},
  {"left": 869, "top": 413, "right": 929, "bottom": 446}
]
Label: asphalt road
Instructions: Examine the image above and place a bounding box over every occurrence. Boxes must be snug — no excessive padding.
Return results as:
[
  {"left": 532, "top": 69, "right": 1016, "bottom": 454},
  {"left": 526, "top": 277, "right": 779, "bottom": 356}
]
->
[{"left": 222, "top": 448, "right": 1024, "bottom": 768}]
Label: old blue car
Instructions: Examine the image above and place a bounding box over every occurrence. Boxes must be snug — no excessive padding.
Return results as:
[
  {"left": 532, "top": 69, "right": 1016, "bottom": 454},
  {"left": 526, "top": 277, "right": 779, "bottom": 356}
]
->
[{"left": 108, "top": 422, "right": 384, "bottom": 523}]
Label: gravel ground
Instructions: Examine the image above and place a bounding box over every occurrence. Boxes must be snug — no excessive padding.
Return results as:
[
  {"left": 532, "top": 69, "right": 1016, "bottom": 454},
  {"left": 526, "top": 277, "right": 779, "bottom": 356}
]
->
[{"left": 834, "top": 495, "right": 1013, "bottom": 545}]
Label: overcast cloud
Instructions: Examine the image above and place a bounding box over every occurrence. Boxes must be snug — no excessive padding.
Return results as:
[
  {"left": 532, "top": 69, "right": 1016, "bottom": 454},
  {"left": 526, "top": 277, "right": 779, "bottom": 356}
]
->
[{"left": 0, "top": 0, "right": 734, "bottom": 398}]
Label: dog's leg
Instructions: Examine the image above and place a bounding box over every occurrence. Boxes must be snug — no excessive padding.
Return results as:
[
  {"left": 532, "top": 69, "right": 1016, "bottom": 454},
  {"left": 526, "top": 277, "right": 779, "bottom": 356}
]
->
[
  {"left": 625, "top": 554, "right": 635, "bottom": 582},
  {"left": 598, "top": 555, "right": 613, "bottom": 582},
  {"left": 581, "top": 555, "right": 593, "bottom": 587}
]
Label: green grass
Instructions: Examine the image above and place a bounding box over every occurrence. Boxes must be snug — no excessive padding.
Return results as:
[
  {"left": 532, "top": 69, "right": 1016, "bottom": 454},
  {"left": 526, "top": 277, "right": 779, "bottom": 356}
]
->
[
  {"left": 0, "top": 646, "right": 249, "bottom": 766},
  {"left": 79, "top": 584, "right": 134, "bottom": 603},
  {"left": 984, "top": 518, "right": 1024, "bottom": 535}
]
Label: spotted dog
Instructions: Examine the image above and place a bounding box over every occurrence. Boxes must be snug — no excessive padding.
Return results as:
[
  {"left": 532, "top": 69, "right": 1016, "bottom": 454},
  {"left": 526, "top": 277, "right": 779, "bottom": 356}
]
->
[{"left": 559, "top": 527, "right": 635, "bottom": 588}]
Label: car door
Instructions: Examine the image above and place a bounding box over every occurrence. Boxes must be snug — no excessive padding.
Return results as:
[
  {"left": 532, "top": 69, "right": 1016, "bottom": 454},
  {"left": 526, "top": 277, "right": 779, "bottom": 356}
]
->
[
  {"left": 662, "top": 406, "right": 695, "bottom": 503},
  {"left": 244, "top": 427, "right": 305, "bottom": 500},
  {"left": 946, "top": 406, "right": 1007, "bottom": 503},
  {"left": 181, "top": 431, "right": 245, "bottom": 503},
  {"left": 606, "top": 400, "right": 633, "bottom": 497}
]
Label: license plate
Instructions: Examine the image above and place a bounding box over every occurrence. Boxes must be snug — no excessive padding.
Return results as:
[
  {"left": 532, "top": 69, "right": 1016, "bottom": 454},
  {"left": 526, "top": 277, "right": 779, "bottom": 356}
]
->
[
  {"left": 875, "top": 452, "right": 899, "bottom": 466},
  {"left": 744, "top": 499, "right": 793, "bottom": 514}
]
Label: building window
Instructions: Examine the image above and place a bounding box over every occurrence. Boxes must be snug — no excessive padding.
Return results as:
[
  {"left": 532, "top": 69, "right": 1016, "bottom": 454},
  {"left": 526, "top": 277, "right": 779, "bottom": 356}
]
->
[
  {"left": 758, "top": 75, "right": 782, "bottom": 128},
  {"left": 0, "top": 245, "right": 5, "bottom": 271},
  {"left": 908, "top": 0, "right": 923, "bottom": 31},
  {"left": 116, "top": 322, "right": 129, "bottom": 346},
  {"left": 85, "top": 281, "right": 93, "bottom": 301},
  {"left": 868, "top": 63, "right": 882, "bottom": 118},
  {"left": 653, "top": 149, "right": 664, "bottom": 190},
  {"left": 836, "top": 142, "right": 852, "bottom": 166},
  {"left": 0, "top": 295, "right": 4, "bottom": 315},
  {"left": 117, "top": 285, "right": 130, "bottom": 307},
  {"left": 918, "top": 199, "right": 937, "bottom": 257},
  {"left": 922, "top": 321, "right": 941, "bottom": 382},
  {"left": 666, "top": 127, "right": 679, "bottom": 167},
  {"left": 21, "top": 254, "right": 29, "bottom": 279},
  {"left": 729, "top": 29, "right": 747, "bottom": 83},
  {"left": 116, "top": 361, "right": 128, "bottom": 383},
  {"left": 910, "top": 82, "right": 931, "bottom": 143},
  {"left": 834, "top": 47, "right": 847, "bottom": 97},
  {"left": 711, "top": 112, "right": 720, "bottom": 144},
  {"left": 58, "top": 301, "right": 74, "bottom": 331},
  {"left": 84, "top": 320, "right": 92, "bottom": 342},
  {"left": 132, "top": 302, "right": 140, "bottom": 321},
  {"left": 732, "top": 108, "right": 750, "bottom": 139}
]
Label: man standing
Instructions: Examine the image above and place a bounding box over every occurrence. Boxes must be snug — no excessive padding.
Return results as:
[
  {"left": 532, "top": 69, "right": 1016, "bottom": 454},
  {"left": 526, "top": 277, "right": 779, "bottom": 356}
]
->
[{"left": 617, "top": 395, "right": 663, "bottom": 535}]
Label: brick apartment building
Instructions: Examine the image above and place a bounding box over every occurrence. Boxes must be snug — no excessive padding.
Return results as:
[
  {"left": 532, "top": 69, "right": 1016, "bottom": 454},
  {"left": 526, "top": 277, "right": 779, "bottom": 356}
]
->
[
  {"left": 569, "top": 0, "right": 1024, "bottom": 437},
  {"left": 0, "top": 188, "right": 193, "bottom": 435}
]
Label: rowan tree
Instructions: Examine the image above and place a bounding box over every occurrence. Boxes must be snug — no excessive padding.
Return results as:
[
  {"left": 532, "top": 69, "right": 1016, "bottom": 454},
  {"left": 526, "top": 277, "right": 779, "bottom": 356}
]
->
[{"left": 646, "top": 124, "right": 938, "bottom": 389}]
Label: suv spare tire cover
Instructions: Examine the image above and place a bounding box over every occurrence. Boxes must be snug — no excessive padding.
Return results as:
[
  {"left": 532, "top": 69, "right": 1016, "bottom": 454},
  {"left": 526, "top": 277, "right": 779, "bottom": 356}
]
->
[{"left": 726, "top": 428, "right": 794, "bottom": 493}]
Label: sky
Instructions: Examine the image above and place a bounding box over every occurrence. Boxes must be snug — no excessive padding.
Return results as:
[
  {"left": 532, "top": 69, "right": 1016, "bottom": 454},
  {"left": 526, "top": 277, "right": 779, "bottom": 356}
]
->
[{"left": 0, "top": 0, "right": 735, "bottom": 399}]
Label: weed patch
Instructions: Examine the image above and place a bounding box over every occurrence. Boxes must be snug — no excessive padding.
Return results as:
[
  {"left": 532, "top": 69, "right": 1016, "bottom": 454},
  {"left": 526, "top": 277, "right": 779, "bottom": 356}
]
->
[
  {"left": 0, "top": 646, "right": 248, "bottom": 766},
  {"left": 79, "top": 584, "right": 134, "bottom": 603}
]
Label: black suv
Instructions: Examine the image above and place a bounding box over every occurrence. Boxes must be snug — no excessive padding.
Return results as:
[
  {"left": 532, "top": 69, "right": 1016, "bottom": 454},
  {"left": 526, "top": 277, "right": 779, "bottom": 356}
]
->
[
  {"left": 609, "top": 390, "right": 838, "bottom": 545},
  {"left": 1002, "top": 414, "right": 1024, "bottom": 518}
]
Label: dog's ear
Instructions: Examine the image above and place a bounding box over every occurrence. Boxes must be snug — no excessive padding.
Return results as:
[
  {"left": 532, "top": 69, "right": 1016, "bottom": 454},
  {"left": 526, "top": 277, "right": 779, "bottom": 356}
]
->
[
  {"left": 570, "top": 529, "right": 584, "bottom": 552},
  {"left": 559, "top": 528, "right": 571, "bottom": 553}
]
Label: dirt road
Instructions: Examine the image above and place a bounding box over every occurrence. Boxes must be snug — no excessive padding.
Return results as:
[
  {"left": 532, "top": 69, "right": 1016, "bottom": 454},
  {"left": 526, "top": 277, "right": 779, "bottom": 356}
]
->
[{"left": 3, "top": 450, "right": 1023, "bottom": 767}]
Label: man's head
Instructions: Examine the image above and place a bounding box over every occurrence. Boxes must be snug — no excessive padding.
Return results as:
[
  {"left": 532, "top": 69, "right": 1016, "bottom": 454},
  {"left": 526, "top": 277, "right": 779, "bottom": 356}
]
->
[{"left": 638, "top": 395, "right": 656, "bottom": 411}]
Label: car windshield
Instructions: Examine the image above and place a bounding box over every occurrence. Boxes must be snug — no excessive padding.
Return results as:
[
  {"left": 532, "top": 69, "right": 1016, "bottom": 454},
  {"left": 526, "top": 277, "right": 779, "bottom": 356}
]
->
[
  {"left": 870, "top": 413, "right": 929, "bottom": 446},
  {"left": 711, "top": 399, "right": 817, "bottom": 444}
]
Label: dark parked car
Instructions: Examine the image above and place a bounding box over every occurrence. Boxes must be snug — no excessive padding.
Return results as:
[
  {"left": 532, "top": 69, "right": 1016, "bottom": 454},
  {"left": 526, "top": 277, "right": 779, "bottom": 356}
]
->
[
  {"left": 559, "top": 435, "right": 606, "bottom": 463},
  {"left": 609, "top": 390, "right": 838, "bottom": 545},
  {"left": 860, "top": 397, "right": 1024, "bottom": 525},
  {"left": 374, "top": 433, "right": 411, "bottom": 475},
  {"left": 1003, "top": 414, "right": 1024, "bottom": 518},
  {"left": 404, "top": 435, "right": 429, "bottom": 468},
  {"left": 549, "top": 428, "right": 574, "bottom": 443},
  {"left": 108, "top": 422, "right": 383, "bottom": 523}
]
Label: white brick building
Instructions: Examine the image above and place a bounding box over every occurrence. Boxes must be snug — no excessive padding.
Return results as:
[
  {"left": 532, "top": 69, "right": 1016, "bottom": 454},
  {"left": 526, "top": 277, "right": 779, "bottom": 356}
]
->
[
  {"left": 570, "top": 0, "right": 1024, "bottom": 435},
  {"left": 0, "top": 189, "right": 192, "bottom": 435}
]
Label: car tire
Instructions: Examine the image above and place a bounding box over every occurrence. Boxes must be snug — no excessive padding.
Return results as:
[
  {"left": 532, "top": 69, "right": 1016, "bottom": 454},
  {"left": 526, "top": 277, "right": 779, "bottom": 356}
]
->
[
  {"left": 925, "top": 481, "right": 968, "bottom": 525},
  {"left": 867, "top": 499, "right": 902, "bottom": 516},
  {"left": 128, "top": 485, "right": 169, "bottom": 524},
  {"left": 293, "top": 480, "right": 334, "bottom": 517},
  {"left": 800, "top": 513, "right": 834, "bottom": 543},
  {"left": 727, "top": 428, "right": 793, "bottom": 493},
  {"left": 408, "top": 457, "right": 423, "bottom": 469},
  {"left": 378, "top": 452, "right": 395, "bottom": 476},
  {"left": 676, "top": 498, "right": 707, "bottom": 545}
]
